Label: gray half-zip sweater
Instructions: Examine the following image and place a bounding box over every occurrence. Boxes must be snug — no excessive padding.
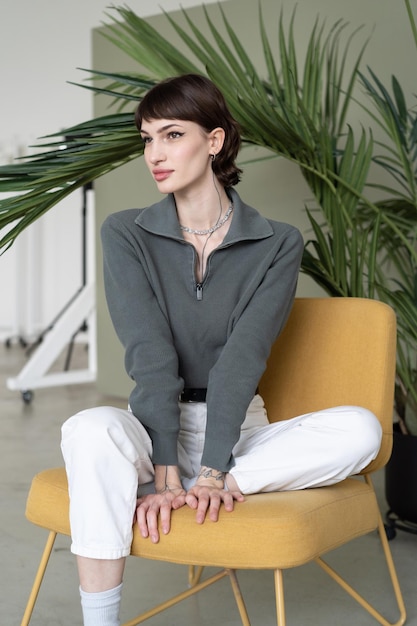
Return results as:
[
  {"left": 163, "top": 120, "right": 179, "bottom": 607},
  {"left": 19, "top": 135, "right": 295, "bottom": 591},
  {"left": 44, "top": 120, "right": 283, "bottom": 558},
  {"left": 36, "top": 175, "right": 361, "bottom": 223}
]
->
[{"left": 101, "top": 188, "right": 304, "bottom": 472}]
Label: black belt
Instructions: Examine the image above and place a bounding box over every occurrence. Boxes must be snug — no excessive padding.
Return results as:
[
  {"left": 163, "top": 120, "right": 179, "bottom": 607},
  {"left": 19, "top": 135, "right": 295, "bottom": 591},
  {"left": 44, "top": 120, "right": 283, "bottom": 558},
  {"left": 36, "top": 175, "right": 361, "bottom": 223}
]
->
[
  {"left": 180, "top": 387, "right": 259, "bottom": 403},
  {"left": 180, "top": 388, "right": 207, "bottom": 403}
]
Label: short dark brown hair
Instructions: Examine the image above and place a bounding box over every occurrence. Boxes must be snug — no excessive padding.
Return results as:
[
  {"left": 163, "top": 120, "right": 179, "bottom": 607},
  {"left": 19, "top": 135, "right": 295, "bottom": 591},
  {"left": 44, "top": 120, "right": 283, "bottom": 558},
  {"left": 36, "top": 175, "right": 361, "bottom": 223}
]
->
[{"left": 135, "top": 74, "right": 242, "bottom": 187}]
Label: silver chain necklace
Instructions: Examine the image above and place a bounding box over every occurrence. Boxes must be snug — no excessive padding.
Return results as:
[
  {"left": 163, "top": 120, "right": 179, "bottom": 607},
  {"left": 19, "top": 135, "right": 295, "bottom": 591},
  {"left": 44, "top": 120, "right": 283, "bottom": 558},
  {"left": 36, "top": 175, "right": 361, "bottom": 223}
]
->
[{"left": 179, "top": 203, "right": 233, "bottom": 236}]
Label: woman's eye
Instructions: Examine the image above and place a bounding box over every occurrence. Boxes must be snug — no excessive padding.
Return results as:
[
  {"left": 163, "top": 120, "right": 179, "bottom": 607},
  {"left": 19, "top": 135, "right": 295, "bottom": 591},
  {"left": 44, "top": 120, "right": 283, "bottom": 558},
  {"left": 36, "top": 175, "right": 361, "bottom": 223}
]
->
[
  {"left": 141, "top": 136, "right": 151, "bottom": 145},
  {"left": 168, "top": 131, "right": 183, "bottom": 139}
]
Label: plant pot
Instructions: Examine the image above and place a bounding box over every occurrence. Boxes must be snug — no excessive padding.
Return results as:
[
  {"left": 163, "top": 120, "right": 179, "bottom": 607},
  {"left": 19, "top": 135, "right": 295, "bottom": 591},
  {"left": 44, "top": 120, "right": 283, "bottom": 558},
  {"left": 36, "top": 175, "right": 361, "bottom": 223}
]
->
[{"left": 385, "top": 423, "right": 417, "bottom": 527}]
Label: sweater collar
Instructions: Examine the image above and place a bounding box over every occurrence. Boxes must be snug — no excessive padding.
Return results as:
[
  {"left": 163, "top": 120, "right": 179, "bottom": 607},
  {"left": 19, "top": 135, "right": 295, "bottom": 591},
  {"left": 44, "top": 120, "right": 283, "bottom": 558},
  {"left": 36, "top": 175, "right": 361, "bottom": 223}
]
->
[{"left": 134, "top": 188, "right": 274, "bottom": 243}]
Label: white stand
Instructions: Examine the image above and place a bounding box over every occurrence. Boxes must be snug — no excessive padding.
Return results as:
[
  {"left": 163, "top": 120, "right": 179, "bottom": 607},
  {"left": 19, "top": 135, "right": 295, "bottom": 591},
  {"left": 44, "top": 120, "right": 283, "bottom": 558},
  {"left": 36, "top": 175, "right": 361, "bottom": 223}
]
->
[
  {"left": 7, "top": 283, "right": 96, "bottom": 397},
  {"left": 7, "top": 184, "right": 97, "bottom": 400}
]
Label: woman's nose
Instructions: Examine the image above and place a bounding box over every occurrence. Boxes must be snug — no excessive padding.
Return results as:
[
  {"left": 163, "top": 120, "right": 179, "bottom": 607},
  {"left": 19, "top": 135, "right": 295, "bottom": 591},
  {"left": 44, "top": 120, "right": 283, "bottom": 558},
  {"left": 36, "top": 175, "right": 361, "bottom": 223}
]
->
[{"left": 148, "top": 142, "right": 166, "bottom": 164}]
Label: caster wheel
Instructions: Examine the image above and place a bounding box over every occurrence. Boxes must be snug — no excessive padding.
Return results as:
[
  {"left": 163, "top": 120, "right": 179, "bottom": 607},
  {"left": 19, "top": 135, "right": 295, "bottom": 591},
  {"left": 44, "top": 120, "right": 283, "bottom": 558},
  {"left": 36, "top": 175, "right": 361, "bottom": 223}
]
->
[
  {"left": 384, "top": 524, "right": 397, "bottom": 541},
  {"left": 22, "top": 390, "right": 34, "bottom": 404}
]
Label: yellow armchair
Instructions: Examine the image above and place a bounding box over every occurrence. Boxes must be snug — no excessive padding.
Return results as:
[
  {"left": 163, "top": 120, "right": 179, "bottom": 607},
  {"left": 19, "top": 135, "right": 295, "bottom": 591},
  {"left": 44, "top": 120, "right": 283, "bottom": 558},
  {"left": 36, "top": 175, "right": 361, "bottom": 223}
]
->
[{"left": 21, "top": 298, "right": 406, "bottom": 626}]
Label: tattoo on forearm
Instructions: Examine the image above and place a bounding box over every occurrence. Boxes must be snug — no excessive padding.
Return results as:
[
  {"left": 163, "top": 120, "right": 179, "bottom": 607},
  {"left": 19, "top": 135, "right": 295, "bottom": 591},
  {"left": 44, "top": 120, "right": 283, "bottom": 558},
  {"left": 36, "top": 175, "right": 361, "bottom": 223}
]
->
[{"left": 198, "top": 466, "right": 226, "bottom": 482}]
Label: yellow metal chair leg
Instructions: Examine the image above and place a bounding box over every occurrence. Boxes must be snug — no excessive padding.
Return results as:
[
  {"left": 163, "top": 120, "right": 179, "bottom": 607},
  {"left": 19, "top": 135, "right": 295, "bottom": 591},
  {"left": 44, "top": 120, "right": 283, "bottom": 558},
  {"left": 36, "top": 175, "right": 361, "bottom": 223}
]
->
[
  {"left": 375, "top": 513, "right": 407, "bottom": 625},
  {"left": 188, "top": 564, "right": 204, "bottom": 587},
  {"left": 315, "top": 479, "right": 406, "bottom": 626},
  {"left": 274, "top": 569, "right": 286, "bottom": 626},
  {"left": 227, "top": 569, "right": 251, "bottom": 626},
  {"left": 21, "top": 530, "right": 57, "bottom": 626}
]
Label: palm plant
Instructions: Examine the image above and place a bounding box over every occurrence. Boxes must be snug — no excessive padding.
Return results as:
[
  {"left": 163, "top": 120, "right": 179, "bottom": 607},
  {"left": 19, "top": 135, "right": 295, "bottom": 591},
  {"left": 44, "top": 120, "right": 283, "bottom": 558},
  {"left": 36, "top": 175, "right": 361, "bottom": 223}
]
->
[
  {"left": 0, "top": 2, "right": 416, "bottom": 430},
  {"left": 357, "top": 61, "right": 417, "bottom": 433}
]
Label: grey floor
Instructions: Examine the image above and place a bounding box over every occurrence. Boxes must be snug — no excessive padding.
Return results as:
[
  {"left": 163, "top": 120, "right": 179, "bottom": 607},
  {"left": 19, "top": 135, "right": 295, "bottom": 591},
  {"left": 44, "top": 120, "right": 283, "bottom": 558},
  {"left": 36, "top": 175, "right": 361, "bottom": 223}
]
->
[{"left": 1, "top": 341, "right": 416, "bottom": 626}]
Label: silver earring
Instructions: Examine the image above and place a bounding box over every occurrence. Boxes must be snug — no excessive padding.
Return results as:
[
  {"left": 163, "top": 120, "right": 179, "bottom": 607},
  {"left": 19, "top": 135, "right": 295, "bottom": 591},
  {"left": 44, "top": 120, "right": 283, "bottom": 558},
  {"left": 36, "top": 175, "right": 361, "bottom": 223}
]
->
[{"left": 210, "top": 153, "right": 216, "bottom": 161}]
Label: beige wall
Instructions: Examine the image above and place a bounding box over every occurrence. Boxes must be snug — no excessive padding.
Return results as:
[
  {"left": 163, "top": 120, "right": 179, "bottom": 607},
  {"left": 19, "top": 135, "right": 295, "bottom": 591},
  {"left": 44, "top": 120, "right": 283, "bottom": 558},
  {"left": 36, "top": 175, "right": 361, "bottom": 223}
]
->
[{"left": 93, "top": 0, "right": 415, "bottom": 397}]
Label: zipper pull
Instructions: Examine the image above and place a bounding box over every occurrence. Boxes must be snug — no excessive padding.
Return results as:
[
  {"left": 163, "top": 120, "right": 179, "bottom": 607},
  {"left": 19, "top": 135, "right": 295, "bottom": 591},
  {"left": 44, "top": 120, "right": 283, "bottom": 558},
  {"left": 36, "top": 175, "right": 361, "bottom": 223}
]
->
[{"left": 196, "top": 283, "right": 203, "bottom": 300}]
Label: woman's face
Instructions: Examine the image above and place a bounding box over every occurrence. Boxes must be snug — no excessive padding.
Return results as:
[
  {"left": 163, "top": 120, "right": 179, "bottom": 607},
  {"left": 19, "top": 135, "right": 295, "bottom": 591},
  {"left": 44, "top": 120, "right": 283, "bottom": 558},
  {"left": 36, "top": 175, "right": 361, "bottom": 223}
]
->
[{"left": 140, "top": 118, "right": 221, "bottom": 196}]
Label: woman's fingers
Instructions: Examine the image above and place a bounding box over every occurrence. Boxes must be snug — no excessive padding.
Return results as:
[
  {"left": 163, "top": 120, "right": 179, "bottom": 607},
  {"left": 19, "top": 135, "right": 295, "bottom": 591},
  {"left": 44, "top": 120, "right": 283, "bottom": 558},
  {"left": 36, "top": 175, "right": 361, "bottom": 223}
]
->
[
  {"left": 137, "top": 498, "right": 163, "bottom": 542},
  {"left": 136, "top": 487, "right": 244, "bottom": 542},
  {"left": 228, "top": 489, "right": 245, "bottom": 504},
  {"left": 136, "top": 501, "right": 151, "bottom": 539},
  {"left": 186, "top": 485, "right": 244, "bottom": 523},
  {"left": 136, "top": 492, "right": 185, "bottom": 543},
  {"left": 197, "top": 489, "right": 221, "bottom": 523},
  {"left": 158, "top": 499, "right": 174, "bottom": 535}
]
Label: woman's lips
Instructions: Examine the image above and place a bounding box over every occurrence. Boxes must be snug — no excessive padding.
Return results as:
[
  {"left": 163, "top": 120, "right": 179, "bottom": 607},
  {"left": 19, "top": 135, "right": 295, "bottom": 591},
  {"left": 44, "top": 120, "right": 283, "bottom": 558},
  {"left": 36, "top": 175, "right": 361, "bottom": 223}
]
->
[{"left": 153, "top": 169, "right": 173, "bottom": 182}]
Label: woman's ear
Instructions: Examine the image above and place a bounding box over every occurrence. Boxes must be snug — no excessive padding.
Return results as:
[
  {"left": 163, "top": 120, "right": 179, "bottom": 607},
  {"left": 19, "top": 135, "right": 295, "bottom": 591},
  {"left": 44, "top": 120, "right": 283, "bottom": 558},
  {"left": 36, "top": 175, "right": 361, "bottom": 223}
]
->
[{"left": 209, "top": 127, "right": 225, "bottom": 157}]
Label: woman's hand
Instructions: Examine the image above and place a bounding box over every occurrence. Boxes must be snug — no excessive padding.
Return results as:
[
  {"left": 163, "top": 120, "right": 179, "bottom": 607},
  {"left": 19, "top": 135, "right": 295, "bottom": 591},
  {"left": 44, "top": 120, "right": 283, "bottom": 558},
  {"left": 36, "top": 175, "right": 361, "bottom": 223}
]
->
[
  {"left": 136, "top": 488, "right": 186, "bottom": 543},
  {"left": 136, "top": 465, "right": 186, "bottom": 543},
  {"left": 185, "top": 466, "right": 244, "bottom": 524}
]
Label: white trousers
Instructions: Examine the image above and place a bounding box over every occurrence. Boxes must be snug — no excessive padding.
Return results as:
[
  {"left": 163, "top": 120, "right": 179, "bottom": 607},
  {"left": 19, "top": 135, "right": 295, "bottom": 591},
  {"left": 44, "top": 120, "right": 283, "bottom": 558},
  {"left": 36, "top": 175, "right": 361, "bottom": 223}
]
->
[{"left": 61, "top": 396, "right": 382, "bottom": 560}]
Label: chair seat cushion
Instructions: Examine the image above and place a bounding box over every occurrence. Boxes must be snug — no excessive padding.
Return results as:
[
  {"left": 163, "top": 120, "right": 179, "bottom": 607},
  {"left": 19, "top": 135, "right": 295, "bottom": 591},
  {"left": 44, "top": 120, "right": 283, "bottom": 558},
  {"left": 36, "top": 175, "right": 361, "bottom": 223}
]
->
[{"left": 26, "top": 468, "right": 379, "bottom": 569}]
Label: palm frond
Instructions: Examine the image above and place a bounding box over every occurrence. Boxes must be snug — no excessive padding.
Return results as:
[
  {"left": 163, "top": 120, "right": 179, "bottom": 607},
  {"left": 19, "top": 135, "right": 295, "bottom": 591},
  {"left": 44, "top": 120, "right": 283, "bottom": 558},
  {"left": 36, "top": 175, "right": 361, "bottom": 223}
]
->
[
  {"left": 359, "top": 69, "right": 417, "bottom": 204},
  {"left": 0, "top": 112, "right": 144, "bottom": 250},
  {"left": 68, "top": 71, "right": 156, "bottom": 109}
]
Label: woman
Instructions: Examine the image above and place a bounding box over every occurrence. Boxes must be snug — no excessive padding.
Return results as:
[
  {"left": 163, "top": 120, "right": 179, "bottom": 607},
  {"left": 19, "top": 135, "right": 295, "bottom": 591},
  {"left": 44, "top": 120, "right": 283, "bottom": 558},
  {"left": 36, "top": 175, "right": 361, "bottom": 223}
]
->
[{"left": 61, "top": 74, "right": 382, "bottom": 626}]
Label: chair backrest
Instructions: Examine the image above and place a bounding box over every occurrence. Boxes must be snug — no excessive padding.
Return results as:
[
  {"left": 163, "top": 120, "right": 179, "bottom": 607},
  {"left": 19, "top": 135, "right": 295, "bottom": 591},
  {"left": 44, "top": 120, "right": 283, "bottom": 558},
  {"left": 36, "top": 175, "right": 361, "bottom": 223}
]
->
[{"left": 258, "top": 297, "right": 397, "bottom": 473}]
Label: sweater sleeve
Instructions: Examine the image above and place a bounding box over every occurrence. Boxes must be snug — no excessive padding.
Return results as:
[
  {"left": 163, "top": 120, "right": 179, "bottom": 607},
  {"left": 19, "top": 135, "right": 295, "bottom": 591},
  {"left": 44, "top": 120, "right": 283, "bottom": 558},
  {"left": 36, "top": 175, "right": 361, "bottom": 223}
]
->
[
  {"left": 202, "top": 225, "right": 304, "bottom": 472},
  {"left": 101, "top": 213, "right": 183, "bottom": 466}
]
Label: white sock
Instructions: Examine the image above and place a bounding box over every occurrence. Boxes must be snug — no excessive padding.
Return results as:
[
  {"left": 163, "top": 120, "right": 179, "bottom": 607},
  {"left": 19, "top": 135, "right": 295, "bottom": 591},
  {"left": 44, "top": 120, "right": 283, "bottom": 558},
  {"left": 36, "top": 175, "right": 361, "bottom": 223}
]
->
[{"left": 79, "top": 582, "right": 122, "bottom": 626}]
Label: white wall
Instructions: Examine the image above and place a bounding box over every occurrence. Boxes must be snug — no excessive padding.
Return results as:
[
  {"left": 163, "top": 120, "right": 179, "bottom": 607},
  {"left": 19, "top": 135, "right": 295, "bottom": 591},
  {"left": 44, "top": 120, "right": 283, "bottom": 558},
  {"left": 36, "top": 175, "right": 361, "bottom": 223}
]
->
[{"left": 0, "top": 0, "right": 218, "bottom": 340}]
